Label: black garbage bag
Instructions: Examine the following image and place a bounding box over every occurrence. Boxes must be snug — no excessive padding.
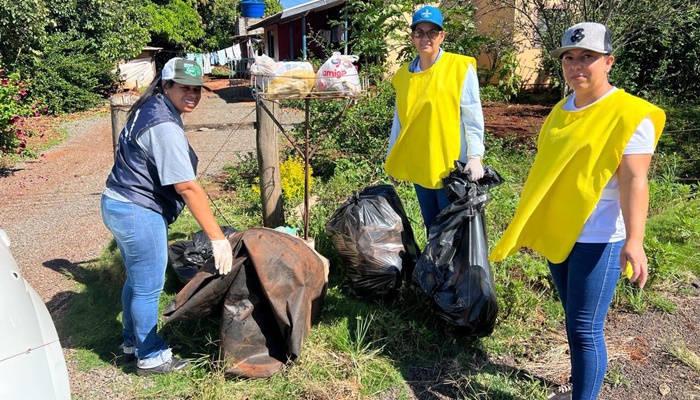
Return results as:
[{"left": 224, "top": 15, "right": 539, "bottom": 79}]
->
[
  {"left": 412, "top": 163, "right": 504, "bottom": 337},
  {"left": 163, "top": 228, "right": 328, "bottom": 379},
  {"left": 168, "top": 226, "right": 238, "bottom": 284},
  {"left": 326, "top": 184, "right": 420, "bottom": 299}
]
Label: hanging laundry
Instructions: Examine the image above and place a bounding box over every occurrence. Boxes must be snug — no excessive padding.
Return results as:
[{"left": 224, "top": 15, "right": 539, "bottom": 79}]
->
[
  {"left": 186, "top": 53, "right": 196, "bottom": 61},
  {"left": 224, "top": 46, "right": 235, "bottom": 63},
  {"left": 322, "top": 30, "right": 331, "bottom": 42},
  {"left": 194, "top": 53, "right": 204, "bottom": 69},
  {"left": 232, "top": 44, "right": 242, "bottom": 59},
  {"left": 217, "top": 49, "right": 227, "bottom": 66},
  {"left": 337, "top": 25, "right": 345, "bottom": 43},
  {"left": 210, "top": 52, "right": 219, "bottom": 66},
  {"left": 202, "top": 54, "right": 212, "bottom": 74}
]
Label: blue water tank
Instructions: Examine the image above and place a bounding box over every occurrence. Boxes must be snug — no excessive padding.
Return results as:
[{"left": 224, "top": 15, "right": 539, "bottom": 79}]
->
[{"left": 241, "top": 0, "right": 265, "bottom": 18}]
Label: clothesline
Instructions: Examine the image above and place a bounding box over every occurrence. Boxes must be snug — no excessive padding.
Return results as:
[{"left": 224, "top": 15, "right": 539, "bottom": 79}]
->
[{"left": 187, "top": 41, "right": 254, "bottom": 74}]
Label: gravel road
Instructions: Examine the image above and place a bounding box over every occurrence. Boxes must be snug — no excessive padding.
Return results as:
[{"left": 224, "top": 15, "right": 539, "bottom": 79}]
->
[{"left": 0, "top": 76, "right": 308, "bottom": 398}]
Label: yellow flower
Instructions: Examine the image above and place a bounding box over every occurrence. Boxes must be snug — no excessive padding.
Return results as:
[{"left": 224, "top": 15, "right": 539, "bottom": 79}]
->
[{"left": 280, "top": 155, "right": 313, "bottom": 205}]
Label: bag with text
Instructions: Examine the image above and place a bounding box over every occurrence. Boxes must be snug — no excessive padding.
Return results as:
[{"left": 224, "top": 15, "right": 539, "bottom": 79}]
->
[{"left": 315, "top": 52, "right": 360, "bottom": 95}]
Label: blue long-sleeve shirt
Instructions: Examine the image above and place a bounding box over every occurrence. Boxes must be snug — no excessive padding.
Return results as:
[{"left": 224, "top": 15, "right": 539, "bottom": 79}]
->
[{"left": 387, "top": 49, "right": 485, "bottom": 161}]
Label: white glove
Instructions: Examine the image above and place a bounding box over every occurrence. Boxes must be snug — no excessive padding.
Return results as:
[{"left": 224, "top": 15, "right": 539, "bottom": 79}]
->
[
  {"left": 466, "top": 157, "right": 485, "bottom": 181},
  {"left": 211, "top": 239, "right": 233, "bottom": 275}
]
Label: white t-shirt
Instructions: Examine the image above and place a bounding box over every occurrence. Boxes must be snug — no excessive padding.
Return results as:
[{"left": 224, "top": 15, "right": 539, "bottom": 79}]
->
[{"left": 563, "top": 88, "right": 656, "bottom": 243}]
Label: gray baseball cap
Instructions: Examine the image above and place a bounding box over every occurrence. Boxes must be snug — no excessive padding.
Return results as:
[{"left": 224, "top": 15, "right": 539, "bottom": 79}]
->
[{"left": 550, "top": 22, "right": 613, "bottom": 59}]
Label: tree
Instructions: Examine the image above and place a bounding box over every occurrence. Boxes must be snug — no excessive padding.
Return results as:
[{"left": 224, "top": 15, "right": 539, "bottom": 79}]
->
[
  {"left": 45, "top": 0, "right": 149, "bottom": 63},
  {"left": 342, "top": 0, "right": 414, "bottom": 68},
  {"left": 441, "top": 0, "right": 488, "bottom": 58},
  {"left": 197, "top": 0, "right": 240, "bottom": 50},
  {"left": 197, "top": 0, "right": 281, "bottom": 51},
  {"left": 4, "top": 0, "right": 151, "bottom": 113},
  {"left": 144, "top": 0, "right": 205, "bottom": 51},
  {"left": 612, "top": 4, "right": 700, "bottom": 104},
  {"left": 488, "top": 0, "right": 693, "bottom": 97},
  {"left": 264, "top": 0, "right": 283, "bottom": 16},
  {"left": 0, "top": 0, "right": 49, "bottom": 70},
  {"left": 24, "top": 31, "right": 118, "bottom": 114}
]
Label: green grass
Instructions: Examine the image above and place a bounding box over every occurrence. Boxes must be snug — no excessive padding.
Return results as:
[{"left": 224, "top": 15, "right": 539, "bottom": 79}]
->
[
  {"left": 59, "top": 103, "right": 700, "bottom": 399},
  {"left": 665, "top": 338, "right": 700, "bottom": 376}
]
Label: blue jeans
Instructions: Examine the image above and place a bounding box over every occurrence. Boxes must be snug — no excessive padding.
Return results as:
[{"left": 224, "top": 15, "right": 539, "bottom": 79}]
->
[
  {"left": 414, "top": 184, "right": 451, "bottom": 231},
  {"left": 548, "top": 241, "right": 624, "bottom": 400},
  {"left": 101, "top": 195, "right": 170, "bottom": 364}
]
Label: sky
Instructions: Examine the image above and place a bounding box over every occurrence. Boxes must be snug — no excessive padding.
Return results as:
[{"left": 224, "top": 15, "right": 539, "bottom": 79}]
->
[{"left": 279, "top": 0, "right": 311, "bottom": 10}]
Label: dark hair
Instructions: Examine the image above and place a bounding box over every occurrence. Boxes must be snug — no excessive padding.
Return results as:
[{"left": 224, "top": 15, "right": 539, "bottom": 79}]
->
[{"left": 126, "top": 71, "right": 176, "bottom": 120}]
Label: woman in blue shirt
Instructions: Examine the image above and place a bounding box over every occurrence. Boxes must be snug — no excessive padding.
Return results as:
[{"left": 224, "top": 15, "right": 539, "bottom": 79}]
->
[{"left": 101, "top": 58, "right": 233, "bottom": 376}]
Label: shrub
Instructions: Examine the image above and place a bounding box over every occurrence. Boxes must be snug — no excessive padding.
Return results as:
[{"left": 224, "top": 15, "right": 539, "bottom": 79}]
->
[
  {"left": 280, "top": 155, "right": 314, "bottom": 206},
  {"left": 22, "top": 32, "right": 117, "bottom": 114},
  {"left": 0, "top": 70, "right": 43, "bottom": 156},
  {"left": 480, "top": 85, "right": 507, "bottom": 103},
  {"left": 298, "top": 74, "right": 395, "bottom": 182}
]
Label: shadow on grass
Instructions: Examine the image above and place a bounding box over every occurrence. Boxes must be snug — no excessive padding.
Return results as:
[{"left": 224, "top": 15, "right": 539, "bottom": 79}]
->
[
  {"left": 45, "top": 238, "right": 222, "bottom": 376},
  {"left": 47, "top": 233, "right": 556, "bottom": 398},
  {"left": 318, "top": 278, "right": 556, "bottom": 400}
]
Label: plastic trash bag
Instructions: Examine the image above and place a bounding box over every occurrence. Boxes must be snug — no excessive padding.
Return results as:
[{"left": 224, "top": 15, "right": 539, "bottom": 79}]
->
[
  {"left": 250, "top": 54, "right": 277, "bottom": 76},
  {"left": 167, "top": 226, "right": 238, "bottom": 284},
  {"left": 315, "top": 52, "right": 361, "bottom": 95},
  {"left": 326, "top": 184, "right": 420, "bottom": 299},
  {"left": 412, "top": 163, "right": 504, "bottom": 336},
  {"left": 163, "top": 228, "right": 328, "bottom": 379},
  {"left": 250, "top": 54, "right": 277, "bottom": 88}
]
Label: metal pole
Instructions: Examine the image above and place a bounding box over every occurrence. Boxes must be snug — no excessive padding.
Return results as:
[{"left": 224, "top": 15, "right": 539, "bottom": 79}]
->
[
  {"left": 304, "top": 98, "right": 310, "bottom": 241},
  {"left": 302, "top": 16, "right": 307, "bottom": 60}
]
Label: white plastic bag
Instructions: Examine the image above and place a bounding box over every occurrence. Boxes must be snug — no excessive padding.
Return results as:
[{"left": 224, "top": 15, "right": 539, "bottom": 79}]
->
[
  {"left": 315, "top": 52, "right": 360, "bottom": 95},
  {"left": 250, "top": 54, "right": 277, "bottom": 89}
]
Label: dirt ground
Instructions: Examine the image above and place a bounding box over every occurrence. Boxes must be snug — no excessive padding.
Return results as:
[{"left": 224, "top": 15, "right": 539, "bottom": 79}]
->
[
  {"left": 4, "top": 86, "right": 700, "bottom": 399},
  {"left": 482, "top": 101, "right": 551, "bottom": 145}
]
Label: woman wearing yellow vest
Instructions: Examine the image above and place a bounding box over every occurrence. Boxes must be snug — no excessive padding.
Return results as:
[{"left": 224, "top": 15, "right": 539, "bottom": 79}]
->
[
  {"left": 490, "top": 23, "right": 665, "bottom": 400},
  {"left": 384, "top": 5, "right": 485, "bottom": 231}
]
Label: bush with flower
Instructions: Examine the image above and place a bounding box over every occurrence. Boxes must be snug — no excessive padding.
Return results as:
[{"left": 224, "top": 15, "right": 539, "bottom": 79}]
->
[
  {"left": 280, "top": 155, "right": 314, "bottom": 207},
  {"left": 0, "top": 69, "right": 44, "bottom": 157}
]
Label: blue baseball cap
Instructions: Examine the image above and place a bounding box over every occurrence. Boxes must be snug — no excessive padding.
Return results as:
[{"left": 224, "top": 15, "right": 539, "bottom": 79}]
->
[{"left": 410, "top": 6, "right": 444, "bottom": 30}]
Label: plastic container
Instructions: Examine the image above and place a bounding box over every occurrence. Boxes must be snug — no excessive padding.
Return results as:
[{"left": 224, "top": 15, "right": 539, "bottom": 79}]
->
[{"left": 240, "top": 0, "right": 265, "bottom": 18}]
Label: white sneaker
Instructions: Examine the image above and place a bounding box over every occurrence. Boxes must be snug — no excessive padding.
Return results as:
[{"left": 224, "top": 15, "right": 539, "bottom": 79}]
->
[{"left": 547, "top": 383, "right": 572, "bottom": 400}]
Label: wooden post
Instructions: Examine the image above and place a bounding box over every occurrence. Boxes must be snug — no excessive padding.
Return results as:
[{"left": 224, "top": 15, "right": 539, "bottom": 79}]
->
[
  {"left": 109, "top": 93, "right": 139, "bottom": 157},
  {"left": 256, "top": 98, "right": 285, "bottom": 228}
]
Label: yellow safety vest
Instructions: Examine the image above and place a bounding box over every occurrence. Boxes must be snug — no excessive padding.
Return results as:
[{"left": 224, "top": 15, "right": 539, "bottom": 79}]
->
[
  {"left": 385, "top": 52, "right": 477, "bottom": 189},
  {"left": 489, "top": 90, "right": 666, "bottom": 263}
]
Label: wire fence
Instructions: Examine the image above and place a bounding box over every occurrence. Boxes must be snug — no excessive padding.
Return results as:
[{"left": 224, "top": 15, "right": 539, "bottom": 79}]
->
[{"left": 227, "top": 58, "right": 255, "bottom": 100}]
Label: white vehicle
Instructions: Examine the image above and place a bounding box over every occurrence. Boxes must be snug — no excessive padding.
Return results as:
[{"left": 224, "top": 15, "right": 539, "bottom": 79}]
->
[{"left": 0, "top": 229, "right": 71, "bottom": 399}]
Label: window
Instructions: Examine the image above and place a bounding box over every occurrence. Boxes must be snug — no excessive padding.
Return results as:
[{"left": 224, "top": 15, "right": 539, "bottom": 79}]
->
[{"left": 267, "top": 29, "right": 275, "bottom": 58}]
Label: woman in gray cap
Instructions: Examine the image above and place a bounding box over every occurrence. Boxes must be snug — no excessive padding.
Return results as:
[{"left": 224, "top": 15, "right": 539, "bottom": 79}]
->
[
  {"left": 490, "top": 22, "right": 666, "bottom": 399},
  {"left": 101, "top": 57, "right": 233, "bottom": 375}
]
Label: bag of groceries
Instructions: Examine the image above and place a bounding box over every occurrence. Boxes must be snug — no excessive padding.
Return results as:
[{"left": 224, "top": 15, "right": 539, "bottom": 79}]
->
[
  {"left": 267, "top": 61, "right": 315, "bottom": 98},
  {"left": 250, "top": 55, "right": 315, "bottom": 98},
  {"left": 315, "top": 52, "right": 360, "bottom": 95}
]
